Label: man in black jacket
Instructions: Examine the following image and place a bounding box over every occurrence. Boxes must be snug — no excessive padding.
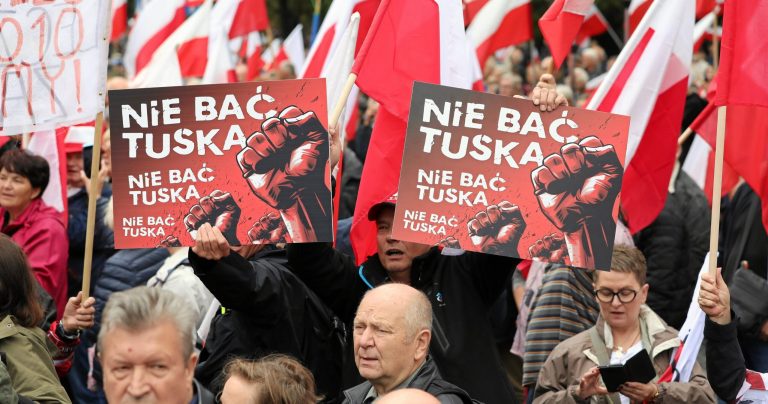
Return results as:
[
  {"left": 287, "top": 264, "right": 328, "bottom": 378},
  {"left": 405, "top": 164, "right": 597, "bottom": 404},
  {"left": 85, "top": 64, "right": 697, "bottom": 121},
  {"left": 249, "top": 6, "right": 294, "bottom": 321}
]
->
[
  {"left": 190, "top": 223, "right": 346, "bottom": 401},
  {"left": 343, "top": 284, "right": 474, "bottom": 403},
  {"left": 287, "top": 199, "right": 525, "bottom": 404},
  {"left": 699, "top": 267, "right": 749, "bottom": 401}
]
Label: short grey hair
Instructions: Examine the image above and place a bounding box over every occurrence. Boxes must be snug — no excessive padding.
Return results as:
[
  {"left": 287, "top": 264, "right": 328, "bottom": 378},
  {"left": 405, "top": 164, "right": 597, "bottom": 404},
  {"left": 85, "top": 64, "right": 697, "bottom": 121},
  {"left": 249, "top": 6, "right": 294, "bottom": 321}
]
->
[
  {"left": 403, "top": 290, "right": 432, "bottom": 341},
  {"left": 98, "top": 286, "right": 197, "bottom": 360}
]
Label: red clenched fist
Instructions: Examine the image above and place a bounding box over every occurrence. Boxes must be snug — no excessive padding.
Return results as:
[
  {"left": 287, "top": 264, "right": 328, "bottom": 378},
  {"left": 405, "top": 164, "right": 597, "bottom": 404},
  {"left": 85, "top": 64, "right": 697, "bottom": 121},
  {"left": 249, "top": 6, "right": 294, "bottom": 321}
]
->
[
  {"left": 157, "top": 235, "right": 181, "bottom": 248},
  {"left": 529, "top": 233, "right": 569, "bottom": 264},
  {"left": 184, "top": 190, "right": 241, "bottom": 245},
  {"left": 236, "top": 106, "right": 332, "bottom": 242},
  {"left": 247, "top": 212, "right": 292, "bottom": 244},
  {"left": 467, "top": 201, "right": 526, "bottom": 255},
  {"left": 531, "top": 136, "right": 622, "bottom": 268},
  {"left": 438, "top": 236, "right": 461, "bottom": 250}
]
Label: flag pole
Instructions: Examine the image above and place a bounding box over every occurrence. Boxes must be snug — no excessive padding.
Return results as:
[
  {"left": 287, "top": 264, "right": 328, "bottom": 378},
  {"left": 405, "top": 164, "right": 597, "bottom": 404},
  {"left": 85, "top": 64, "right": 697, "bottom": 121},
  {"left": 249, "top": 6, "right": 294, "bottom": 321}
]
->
[
  {"left": 677, "top": 127, "right": 693, "bottom": 145},
  {"left": 708, "top": 106, "right": 726, "bottom": 276},
  {"left": 81, "top": 111, "right": 104, "bottom": 298},
  {"left": 21, "top": 133, "right": 30, "bottom": 149},
  {"left": 329, "top": 73, "right": 357, "bottom": 130}
]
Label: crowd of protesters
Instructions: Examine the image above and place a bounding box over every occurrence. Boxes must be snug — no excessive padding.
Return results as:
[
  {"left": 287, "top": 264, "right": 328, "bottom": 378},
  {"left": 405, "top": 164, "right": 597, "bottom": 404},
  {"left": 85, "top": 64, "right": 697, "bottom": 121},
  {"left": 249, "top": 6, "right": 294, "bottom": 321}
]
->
[{"left": 0, "top": 24, "right": 766, "bottom": 404}]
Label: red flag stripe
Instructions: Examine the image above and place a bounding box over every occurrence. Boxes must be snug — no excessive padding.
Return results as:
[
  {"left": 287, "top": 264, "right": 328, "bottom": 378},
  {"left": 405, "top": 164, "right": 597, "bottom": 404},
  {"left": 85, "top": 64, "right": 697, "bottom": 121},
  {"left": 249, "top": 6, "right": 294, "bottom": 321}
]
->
[{"left": 595, "top": 28, "right": 654, "bottom": 112}]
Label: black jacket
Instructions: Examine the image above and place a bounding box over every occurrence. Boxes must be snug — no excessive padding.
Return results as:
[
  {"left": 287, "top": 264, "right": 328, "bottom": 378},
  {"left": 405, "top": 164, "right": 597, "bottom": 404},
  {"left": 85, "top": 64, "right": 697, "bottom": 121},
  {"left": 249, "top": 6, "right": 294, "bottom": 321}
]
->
[
  {"left": 67, "top": 187, "right": 114, "bottom": 297},
  {"left": 704, "top": 315, "right": 746, "bottom": 402},
  {"left": 342, "top": 357, "right": 475, "bottom": 404},
  {"left": 194, "top": 379, "right": 215, "bottom": 404},
  {"left": 190, "top": 248, "right": 345, "bottom": 402},
  {"left": 287, "top": 243, "right": 520, "bottom": 404},
  {"left": 634, "top": 171, "right": 710, "bottom": 329}
]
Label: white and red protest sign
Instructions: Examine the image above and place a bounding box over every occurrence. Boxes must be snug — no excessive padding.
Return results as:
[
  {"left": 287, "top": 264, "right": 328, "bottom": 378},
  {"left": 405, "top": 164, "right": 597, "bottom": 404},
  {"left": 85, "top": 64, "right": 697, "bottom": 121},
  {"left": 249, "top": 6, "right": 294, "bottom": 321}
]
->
[
  {"left": 393, "top": 82, "right": 630, "bottom": 270},
  {"left": 108, "top": 79, "right": 334, "bottom": 248},
  {"left": 0, "top": 0, "right": 110, "bottom": 136}
]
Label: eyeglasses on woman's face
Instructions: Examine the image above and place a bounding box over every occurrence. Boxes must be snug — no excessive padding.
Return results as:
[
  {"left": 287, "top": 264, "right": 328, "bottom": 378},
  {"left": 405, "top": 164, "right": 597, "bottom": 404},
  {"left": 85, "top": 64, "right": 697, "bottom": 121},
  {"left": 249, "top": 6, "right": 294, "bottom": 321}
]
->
[{"left": 593, "top": 288, "right": 638, "bottom": 304}]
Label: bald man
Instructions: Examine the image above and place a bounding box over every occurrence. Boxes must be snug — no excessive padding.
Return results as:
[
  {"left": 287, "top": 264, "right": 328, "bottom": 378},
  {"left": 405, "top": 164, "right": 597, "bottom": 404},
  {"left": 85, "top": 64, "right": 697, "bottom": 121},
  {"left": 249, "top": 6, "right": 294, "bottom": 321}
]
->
[
  {"left": 343, "top": 284, "right": 475, "bottom": 404},
  {"left": 378, "top": 388, "right": 441, "bottom": 404}
]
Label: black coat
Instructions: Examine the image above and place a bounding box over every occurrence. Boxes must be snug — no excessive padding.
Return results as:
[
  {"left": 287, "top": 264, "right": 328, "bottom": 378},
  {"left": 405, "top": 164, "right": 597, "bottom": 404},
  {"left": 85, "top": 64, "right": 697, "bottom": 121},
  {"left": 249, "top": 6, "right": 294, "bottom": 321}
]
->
[
  {"left": 190, "top": 248, "right": 346, "bottom": 402},
  {"left": 342, "top": 357, "right": 475, "bottom": 404},
  {"left": 704, "top": 316, "right": 746, "bottom": 402},
  {"left": 67, "top": 187, "right": 115, "bottom": 297},
  {"left": 286, "top": 243, "right": 520, "bottom": 404},
  {"left": 634, "top": 171, "right": 710, "bottom": 329}
]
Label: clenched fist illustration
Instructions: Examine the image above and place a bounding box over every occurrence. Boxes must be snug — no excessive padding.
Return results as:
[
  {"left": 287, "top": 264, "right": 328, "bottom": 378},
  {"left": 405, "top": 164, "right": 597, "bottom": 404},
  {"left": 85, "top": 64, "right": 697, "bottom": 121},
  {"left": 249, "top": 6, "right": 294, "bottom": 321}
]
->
[
  {"left": 157, "top": 235, "right": 181, "bottom": 248},
  {"left": 184, "top": 190, "right": 241, "bottom": 245},
  {"left": 236, "top": 106, "right": 332, "bottom": 243},
  {"left": 529, "top": 233, "right": 569, "bottom": 264},
  {"left": 531, "top": 136, "right": 623, "bottom": 269},
  {"left": 467, "top": 201, "right": 526, "bottom": 256},
  {"left": 248, "top": 212, "right": 292, "bottom": 244}
]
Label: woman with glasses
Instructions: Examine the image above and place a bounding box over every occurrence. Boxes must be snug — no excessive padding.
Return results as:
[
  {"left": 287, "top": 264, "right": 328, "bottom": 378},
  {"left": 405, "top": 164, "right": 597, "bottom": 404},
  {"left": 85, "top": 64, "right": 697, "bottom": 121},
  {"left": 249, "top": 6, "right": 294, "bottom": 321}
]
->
[{"left": 532, "top": 246, "right": 715, "bottom": 403}]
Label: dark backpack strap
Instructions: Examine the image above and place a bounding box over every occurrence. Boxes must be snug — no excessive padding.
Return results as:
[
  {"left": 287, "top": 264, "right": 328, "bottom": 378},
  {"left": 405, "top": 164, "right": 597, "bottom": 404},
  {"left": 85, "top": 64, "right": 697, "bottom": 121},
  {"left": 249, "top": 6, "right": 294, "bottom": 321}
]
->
[{"left": 725, "top": 192, "right": 759, "bottom": 281}]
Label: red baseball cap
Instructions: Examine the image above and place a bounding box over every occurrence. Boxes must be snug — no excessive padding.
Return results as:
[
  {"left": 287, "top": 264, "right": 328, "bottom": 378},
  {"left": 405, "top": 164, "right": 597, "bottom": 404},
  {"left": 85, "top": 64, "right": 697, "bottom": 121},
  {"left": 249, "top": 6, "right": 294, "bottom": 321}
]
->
[
  {"left": 367, "top": 192, "right": 398, "bottom": 221},
  {"left": 64, "top": 142, "right": 83, "bottom": 154}
]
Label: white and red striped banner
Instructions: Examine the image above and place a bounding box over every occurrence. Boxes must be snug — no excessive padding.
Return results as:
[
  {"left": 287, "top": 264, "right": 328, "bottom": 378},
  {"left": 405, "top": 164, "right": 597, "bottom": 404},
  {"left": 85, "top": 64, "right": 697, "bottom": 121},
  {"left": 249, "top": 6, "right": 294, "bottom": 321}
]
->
[
  {"left": 124, "top": 0, "right": 187, "bottom": 79},
  {"left": 466, "top": 0, "right": 532, "bottom": 66},
  {"left": 587, "top": 0, "right": 694, "bottom": 233},
  {"left": 111, "top": 0, "right": 128, "bottom": 42}
]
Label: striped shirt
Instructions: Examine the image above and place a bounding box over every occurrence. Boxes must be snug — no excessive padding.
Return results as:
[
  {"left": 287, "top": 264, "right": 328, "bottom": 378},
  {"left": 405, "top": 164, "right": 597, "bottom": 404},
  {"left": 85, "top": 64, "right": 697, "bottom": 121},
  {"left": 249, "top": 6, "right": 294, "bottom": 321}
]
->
[{"left": 522, "top": 266, "right": 600, "bottom": 386}]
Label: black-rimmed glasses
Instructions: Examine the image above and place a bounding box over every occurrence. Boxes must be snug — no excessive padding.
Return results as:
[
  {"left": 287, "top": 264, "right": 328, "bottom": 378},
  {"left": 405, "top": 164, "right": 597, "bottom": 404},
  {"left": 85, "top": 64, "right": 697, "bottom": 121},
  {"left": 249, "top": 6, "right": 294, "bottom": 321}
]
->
[{"left": 593, "top": 288, "right": 638, "bottom": 304}]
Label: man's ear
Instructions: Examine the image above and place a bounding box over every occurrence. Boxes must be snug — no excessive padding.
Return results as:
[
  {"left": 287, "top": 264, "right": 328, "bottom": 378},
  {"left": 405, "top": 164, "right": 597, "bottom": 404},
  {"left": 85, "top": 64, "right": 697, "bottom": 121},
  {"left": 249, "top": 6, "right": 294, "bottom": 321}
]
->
[
  {"left": 186, "top": 354, "right": 199, "bottom": 379},
  {"left": 414, "top": 330, "right": 431, "bottom": 362}
]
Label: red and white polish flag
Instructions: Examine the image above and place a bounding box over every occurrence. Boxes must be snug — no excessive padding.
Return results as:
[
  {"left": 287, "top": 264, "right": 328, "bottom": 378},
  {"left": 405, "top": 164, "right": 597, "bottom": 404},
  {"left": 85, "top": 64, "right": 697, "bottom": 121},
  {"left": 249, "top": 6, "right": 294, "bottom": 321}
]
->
[
  {"left": 575, "top": 5, "right": 610, "bottom": 44},
  {"left": 587, "top": 0, "right": 695, "bottom": 234},
  {"left": 110, "top": 0, "right": 128, "bottom": 42},
  {"left": 466, "top": 0, "right": 532, "bottom": 67},
  {"left": 627, "top": 0, "right": 652, "bottom": 37},
  {"left": 130, "top": 0, "right": 213, "bottom": 88},
  {"left": 539, "top": 0, "right": 594, "bottom": 69},
  {"left": 265, "top": 25, "right": 306, "bottom": 73},
  {"left": 693, "top": 11, "right": 716, "bottom": 52},
  {"left": 349, "top": 0, "right": 475, "bottom": 263},
  {"left": 301, "top": 0, "right": 380, "bottom": 79},
  {"left": 124, "top": 0, "right": 188, "bottom": 79}
]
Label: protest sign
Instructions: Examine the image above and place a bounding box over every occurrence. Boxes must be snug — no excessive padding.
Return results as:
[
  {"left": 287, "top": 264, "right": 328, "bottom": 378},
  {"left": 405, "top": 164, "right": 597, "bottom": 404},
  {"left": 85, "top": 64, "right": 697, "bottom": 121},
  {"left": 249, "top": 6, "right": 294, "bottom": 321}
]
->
[
  {"left": 393, "top": 82, "right": 630, "bottom": 270},
  {"left": 109, "top": 79, "right": 333, "bottom": 248},
  {"left": 0, "top": 0, "right": 110, "bottom": 135}
]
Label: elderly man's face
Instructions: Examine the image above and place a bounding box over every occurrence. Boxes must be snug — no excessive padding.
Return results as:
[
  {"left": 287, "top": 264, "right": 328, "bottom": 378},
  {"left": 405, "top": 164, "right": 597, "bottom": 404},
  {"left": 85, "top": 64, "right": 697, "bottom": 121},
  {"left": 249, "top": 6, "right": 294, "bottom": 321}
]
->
[
  {"left": 101, "top": 319, "right": 196, "bottom": 404},
  {"left": 353, "top": 291, "right": 427, "bottom": 393}
]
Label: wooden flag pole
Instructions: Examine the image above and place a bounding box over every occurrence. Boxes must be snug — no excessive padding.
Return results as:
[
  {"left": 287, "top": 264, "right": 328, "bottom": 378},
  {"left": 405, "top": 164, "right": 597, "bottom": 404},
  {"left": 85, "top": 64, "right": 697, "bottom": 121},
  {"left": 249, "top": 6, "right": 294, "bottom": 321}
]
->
[
  {"left": 329, "top": 73, "right": 357, "bottom": 130},
  {"left": 81, "top": 111, "right": 104, "bottom": 299},
  {"left": 677, "top": 127, "right": 693, "bottom": 145},
  {"left": 708, "top": 106, "right": 727, "bottom": 276}
]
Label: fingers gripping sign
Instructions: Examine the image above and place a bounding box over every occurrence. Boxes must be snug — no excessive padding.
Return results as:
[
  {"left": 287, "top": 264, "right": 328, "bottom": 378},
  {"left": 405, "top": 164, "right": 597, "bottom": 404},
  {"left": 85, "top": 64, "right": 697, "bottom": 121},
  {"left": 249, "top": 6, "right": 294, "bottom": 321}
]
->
[
  {"left": 237, "top": 106, "right": 332, "bottom": 243},
  {"left": 531, "top": 136, "right": 623, "bottom": 269},
  {"left": 467, "top": 201, "right": 526, "bottom": 256},
  {"left": 192, "top": 223, "right": 231, "bottom": 260}
]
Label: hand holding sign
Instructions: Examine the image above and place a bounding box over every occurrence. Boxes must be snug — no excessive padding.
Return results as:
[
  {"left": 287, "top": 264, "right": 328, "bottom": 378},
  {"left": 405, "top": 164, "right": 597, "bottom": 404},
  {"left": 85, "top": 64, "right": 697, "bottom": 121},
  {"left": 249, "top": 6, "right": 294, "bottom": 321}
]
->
[
  {"left": 531, "top": 136, "right": 623, "bottom": 269},
  {"left": 237, "top": 106, "right": 332, "bottom": 242},
  {"left": 467, "top": 202, "right": 526, "bottom": 256},
  {"left": 247, "top": 212, "right": 292, "bottom": 244},
  {"left": 184, "top": 190, "right": 241, "bottom": 245}
]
